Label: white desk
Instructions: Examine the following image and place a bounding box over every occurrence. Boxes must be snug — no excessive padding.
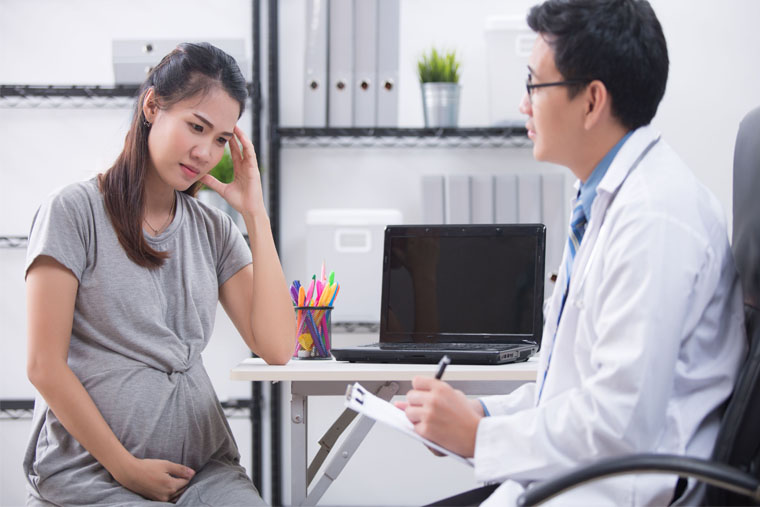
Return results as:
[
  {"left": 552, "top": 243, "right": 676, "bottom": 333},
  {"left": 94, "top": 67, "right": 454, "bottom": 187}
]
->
[{"left": 231, "top": 358, "right": 537, "bottom": 506}]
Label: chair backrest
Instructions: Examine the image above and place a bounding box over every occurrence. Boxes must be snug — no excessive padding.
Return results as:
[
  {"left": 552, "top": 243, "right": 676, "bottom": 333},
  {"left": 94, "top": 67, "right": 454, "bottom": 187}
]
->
[{"left": 706, "top": 106, "right": 760, "bottom": 506}]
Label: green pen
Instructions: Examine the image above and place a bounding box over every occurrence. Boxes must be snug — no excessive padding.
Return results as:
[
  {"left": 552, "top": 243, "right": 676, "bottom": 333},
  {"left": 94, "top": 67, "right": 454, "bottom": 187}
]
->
[{"left": 328, "top": 271, "right": 335, "bottom": 285}]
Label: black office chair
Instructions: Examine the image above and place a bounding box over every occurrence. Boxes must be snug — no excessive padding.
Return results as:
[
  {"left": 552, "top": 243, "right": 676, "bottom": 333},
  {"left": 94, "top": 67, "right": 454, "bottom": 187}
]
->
[{"left": 518, "top": 106, "right": 760, "bottom": 506}]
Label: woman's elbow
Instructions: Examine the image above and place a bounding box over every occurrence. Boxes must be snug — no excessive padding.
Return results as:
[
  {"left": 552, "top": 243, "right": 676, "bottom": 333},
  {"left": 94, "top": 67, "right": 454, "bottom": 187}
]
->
[
  {"left": 27, "top": 357, "right": 57, "bottom": 390},
  {"left": 265, "top": 345, "right": 293, "bottom": 366}
]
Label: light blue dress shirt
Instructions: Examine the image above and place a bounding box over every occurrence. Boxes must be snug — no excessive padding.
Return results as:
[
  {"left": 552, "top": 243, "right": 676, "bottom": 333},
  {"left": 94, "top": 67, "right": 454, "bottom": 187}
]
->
[{"left": 577, "top": 130, "right": 633, "bottom": 217}]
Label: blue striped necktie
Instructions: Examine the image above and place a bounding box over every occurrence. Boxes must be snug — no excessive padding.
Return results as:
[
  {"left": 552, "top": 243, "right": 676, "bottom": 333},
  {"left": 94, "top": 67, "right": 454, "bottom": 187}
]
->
[
  {"left": 565, "top": 198, "right": 588, "bottom": 287},
  {"left": 538, "top": 197, "right": 587, "bottom": 402}
]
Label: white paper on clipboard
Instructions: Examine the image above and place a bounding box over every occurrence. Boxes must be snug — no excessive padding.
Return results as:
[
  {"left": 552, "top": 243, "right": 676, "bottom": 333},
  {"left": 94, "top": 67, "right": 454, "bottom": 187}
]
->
[{"left": 344, "top": 382, "right": 475, "bottom": 467}]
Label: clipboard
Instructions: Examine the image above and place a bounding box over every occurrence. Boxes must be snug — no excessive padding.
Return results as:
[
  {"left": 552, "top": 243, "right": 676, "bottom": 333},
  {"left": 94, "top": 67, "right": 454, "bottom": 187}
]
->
[{"left": 344, "top": 382, "right": 475, "bottom": 467}]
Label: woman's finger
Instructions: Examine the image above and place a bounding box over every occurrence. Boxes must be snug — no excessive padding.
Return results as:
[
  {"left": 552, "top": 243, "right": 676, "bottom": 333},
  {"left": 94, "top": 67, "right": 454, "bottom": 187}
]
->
[
  {"left": 199, "top": 174, "right": 225, "bottom": 195},
  {"left": 233, "top": 126, "right": 258, "bottom": 166},
  {"left": 169, "top": 484, "right": 189, "bottom": 503},
  {"left": 227, "top": 135, "right": 243, "bottom": 169}
]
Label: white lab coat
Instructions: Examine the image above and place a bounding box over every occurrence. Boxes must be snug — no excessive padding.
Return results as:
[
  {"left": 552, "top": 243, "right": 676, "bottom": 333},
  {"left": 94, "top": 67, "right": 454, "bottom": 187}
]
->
[{"left": 475, "top": 126, "right": 746, "bottom": 506}]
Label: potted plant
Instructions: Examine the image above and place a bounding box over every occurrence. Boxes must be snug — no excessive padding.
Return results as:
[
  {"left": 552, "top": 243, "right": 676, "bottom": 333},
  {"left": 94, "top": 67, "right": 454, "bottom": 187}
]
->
[{"left": 417, "top": 48, "right": 462, "bottom": 127}]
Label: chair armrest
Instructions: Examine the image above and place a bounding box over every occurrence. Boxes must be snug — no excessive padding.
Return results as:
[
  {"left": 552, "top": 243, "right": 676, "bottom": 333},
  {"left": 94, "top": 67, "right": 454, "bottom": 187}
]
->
[{"left": 516, "top": 453, "right": 759, "bottom": 506}]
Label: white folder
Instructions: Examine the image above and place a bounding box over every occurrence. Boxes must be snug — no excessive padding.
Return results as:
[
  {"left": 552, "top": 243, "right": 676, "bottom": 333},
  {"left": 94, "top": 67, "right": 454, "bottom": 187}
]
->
[
  {"left": 353, "top": 0, "right": 378, "bottom": 127},
  {"left": 541, "top": 173, "right": 566, "bottom": 279},
  {"left": 446, "top": 174, "right": 471, "bottom": 224},
  {"left": 304, "top": 0, "right": 329, "bottom": 127},
  {"left": 494, "top": 174, "right": 518, "bottom": 223},
  {"left": 471, "top": 175, "right": 495, "bottom": 224},
  {"left": 517, "top": 173, "right": 542, "bottom": 223},
  {"left": 328, "top": 0, "right": 354, "bottom": 127},
  {"left": 375, "top": 0, "right": 399, "bottom": 126},
  {"left": 421, "top": 175, "right": 446, "bottom": 224}
]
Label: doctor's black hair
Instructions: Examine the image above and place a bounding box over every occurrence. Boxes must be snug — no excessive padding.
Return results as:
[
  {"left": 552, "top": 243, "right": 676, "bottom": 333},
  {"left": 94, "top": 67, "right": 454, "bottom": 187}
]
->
[
  {"left": 527, "top": 0, "right": 669, "bottom": 130},
  {"left": 99, "top": 42, "right": 248, "bottom": 268}
]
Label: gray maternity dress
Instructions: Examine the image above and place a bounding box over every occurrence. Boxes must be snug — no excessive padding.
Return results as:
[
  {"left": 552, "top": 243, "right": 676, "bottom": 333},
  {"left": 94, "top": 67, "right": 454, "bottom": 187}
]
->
[{"left": 23, "top": 178, "right": 265, "bottom": 506}]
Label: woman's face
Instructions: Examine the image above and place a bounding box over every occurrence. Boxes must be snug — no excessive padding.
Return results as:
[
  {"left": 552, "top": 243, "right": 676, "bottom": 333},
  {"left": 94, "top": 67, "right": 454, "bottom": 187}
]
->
[{"left": 143, "top": 86, "right": 240, "bottom": 191}]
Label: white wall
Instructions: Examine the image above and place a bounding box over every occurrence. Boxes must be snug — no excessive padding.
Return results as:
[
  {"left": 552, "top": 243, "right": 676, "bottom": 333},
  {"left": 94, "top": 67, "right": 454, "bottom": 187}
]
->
[{"left": 2, "top": 0, "right": 759, "bottom": 506}]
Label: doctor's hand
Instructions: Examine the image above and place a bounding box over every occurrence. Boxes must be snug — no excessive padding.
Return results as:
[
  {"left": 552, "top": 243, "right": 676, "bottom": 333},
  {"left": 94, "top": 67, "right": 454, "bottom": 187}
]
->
[
  {"left": 200, "top": 126, "right": 266, "bottom": 218},
  {"left": 114, "top": 456, "right": 195, "bottom": 502},
  {"left": 395, "top": 377, "right": 483, "bottom": 458}
]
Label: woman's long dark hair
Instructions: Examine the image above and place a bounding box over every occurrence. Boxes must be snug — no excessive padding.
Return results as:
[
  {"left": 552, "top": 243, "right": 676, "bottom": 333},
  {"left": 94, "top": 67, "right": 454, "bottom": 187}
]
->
[{"left": 99, "top": 42, "right": 248, "bottom": 268}]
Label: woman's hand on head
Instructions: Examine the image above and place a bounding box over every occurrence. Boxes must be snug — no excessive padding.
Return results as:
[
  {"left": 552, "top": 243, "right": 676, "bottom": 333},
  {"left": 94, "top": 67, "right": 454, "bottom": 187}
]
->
[
  {"left": 114, "top": 456, "right": 195, "bottom": 502},
  {"left": 200, "top": 125, "right": 265, "bottom": 217}
]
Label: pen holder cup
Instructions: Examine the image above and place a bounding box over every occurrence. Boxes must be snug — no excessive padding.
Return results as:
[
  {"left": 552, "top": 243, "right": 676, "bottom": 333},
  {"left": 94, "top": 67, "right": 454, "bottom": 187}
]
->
[{"left": 293, "top": 306, "right": 333, "bottom": 359}]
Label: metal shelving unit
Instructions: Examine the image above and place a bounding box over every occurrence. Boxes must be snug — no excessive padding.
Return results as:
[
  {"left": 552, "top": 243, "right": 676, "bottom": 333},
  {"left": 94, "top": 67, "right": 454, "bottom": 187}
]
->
[
  {"left": 1, "top": 84, "right": 140, "bottom": 98},
  {"left": 0, "top": 236, "right": 28, "bottom": 249},
  {"left": 278, "top": 126, "right": 530, "bottom": 148},
  {"left": 0, "top": 83, "right": 257, "bottom": 108},
  {"left": 0, "top": 398, "right": 254, "bottom": 420}
]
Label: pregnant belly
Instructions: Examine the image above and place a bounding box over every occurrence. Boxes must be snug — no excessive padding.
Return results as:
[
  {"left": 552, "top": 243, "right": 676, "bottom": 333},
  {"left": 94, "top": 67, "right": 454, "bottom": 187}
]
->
[{"left": 82, "top": 360, "right": 235, "bottom": 470}]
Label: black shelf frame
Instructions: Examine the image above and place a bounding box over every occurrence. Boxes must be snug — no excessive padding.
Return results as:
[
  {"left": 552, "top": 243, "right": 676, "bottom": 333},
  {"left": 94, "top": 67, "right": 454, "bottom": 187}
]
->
[
  {"left": 278, "top": 126, "right": 527, "bottom": 138},
  {"left": 0, "top": 83, "right": 257, "bottom": 100},
  {"left": 0, "top": 84, "right": 140, "bottom": 98},
  {"left": 0, "top": 398, "right": 254, "bottom": 419}
]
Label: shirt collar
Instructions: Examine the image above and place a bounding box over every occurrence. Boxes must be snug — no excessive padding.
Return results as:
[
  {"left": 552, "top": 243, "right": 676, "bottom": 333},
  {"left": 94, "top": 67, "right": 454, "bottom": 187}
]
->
[{"left": 577, "top": 130, "right": 633, "bottom": 218}]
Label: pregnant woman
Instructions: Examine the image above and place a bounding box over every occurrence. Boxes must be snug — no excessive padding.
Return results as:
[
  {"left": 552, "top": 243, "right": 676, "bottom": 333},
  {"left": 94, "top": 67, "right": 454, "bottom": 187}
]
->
[{"left": 24, "top": 42, "right": 294, "bottom": 505}]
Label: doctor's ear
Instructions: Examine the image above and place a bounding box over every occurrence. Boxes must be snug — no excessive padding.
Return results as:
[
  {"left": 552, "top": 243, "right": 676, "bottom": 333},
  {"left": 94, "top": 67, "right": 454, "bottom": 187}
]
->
[
  {"left": 583, "top": 80, "right": 608, "bottom": 129},
  {"left": 141, "top": 87, "right": 159, "bottom": 124}
]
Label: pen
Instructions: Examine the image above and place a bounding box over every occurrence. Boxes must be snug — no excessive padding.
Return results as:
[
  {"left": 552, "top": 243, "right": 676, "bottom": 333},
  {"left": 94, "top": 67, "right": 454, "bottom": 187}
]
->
[{"left": 435, "top": 355, "right": 451, "bottom": 380}]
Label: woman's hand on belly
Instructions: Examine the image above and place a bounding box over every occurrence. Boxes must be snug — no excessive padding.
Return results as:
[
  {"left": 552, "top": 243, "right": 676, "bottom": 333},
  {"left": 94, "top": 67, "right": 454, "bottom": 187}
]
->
[{"left": 114, "top": 456, "right": 195, "bottom": 502}]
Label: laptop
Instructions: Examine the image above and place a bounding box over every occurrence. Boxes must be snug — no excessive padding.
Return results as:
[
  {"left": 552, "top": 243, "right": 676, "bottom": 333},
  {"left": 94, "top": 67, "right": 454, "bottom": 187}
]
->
[{"left": 331, "top": 224, "right": 545, "bottom": 365}]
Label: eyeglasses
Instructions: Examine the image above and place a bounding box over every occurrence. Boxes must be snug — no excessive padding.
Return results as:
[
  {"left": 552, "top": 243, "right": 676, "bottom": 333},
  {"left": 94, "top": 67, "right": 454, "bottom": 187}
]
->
[{"left": 525, "top": 76, "right": 592, "bottom": 103}]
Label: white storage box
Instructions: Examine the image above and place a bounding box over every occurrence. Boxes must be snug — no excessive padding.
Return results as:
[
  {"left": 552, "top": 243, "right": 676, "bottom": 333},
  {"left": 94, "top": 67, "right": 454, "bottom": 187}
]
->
[
  {"left": 112, "top": 39, "right": 250, "bottom": 84},
  {"left": 306, "top": 209, "right": 403, "bottom": 323},
  {"left": 484, "top": 16, "right": 536, "bottom": 125}
]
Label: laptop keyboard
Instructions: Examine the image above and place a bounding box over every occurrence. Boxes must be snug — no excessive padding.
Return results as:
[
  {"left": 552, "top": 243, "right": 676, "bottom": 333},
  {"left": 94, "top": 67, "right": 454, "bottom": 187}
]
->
[{"left": 371, "top": 342, "right": 518, "bottom": 351}]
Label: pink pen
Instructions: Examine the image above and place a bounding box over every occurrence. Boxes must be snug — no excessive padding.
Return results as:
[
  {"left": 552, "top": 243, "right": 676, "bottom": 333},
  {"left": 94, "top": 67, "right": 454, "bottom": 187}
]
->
[
  {"left": 305, "top": 277, "right": 315, "bottom": 306},
  {"left": 315, "top": 280, "right": 324, "bottom": 302}
]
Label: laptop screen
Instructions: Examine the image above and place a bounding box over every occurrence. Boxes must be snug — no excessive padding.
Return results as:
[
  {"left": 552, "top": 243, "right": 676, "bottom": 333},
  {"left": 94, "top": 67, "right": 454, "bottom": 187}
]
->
[{"left": 380, "top": 225, "right": 545, "bottom": 344}]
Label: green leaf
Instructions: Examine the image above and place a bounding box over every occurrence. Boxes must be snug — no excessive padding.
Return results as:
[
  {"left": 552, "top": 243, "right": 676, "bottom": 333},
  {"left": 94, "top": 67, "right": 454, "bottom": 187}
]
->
[
  {"left": 203, "top": 147, "right": 234, "bottom": 189},
  {"left": 417, "top": 47, "right": 461, "bottom": 83}
]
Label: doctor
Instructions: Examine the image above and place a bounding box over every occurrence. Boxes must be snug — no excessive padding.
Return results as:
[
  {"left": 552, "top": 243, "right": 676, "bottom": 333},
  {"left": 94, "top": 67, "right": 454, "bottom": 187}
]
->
[{"left": 398, "top": 0, "right": 746, "bottom": 505}]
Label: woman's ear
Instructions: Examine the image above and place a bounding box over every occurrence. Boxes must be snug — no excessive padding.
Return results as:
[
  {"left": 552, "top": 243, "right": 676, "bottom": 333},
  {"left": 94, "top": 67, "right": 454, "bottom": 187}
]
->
[
  {"left": 142, "top": 87, "right": 158, "bottom": 124},
  {"left": 583, "top": 80, "right": 608, "bottom": 130}
]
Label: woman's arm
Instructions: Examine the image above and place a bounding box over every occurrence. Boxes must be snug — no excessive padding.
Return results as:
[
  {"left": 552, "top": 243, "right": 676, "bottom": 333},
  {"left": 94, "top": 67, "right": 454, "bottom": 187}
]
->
[
  {"left": 26, "top": 255, "right": 195, "bottom": 502},
  {"left": 206, "top": 126, "right": 295, "bottom": 365}
]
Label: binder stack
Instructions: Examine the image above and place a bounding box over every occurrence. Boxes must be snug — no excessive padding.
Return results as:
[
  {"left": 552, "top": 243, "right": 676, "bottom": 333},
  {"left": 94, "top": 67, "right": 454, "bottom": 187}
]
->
[
  {"left": 421, "top": 173, "right": 567, "bottom": 280},
  {"left": 303, "top": 0, "right": 400, "bottom": 127}
]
